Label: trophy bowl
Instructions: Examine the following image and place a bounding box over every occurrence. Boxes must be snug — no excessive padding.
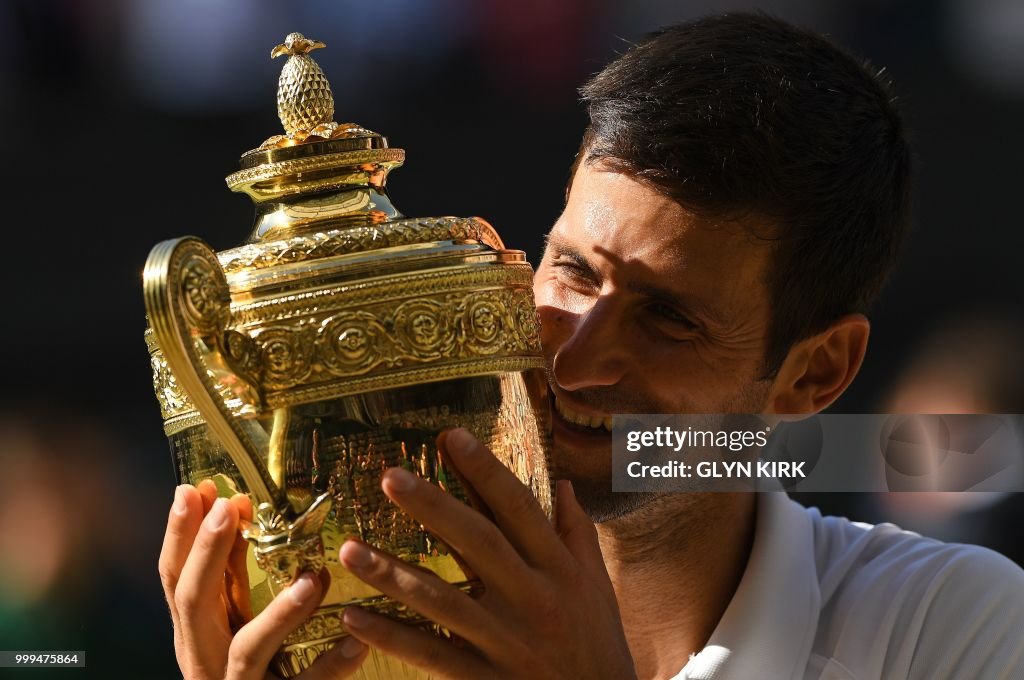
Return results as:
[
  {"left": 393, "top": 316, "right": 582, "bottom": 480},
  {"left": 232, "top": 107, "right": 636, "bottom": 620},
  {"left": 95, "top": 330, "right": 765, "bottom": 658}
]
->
[{"left": 143, "top": 33, "right": 553, "bottom": 679}]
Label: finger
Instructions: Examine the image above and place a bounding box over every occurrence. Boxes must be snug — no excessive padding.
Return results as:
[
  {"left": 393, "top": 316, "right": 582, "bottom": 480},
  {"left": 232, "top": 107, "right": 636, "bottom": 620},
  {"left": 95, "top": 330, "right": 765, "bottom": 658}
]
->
[
  {"left": 437, "top": 431, "right": 496, "bottom": 525},
  {"left": 555, "top": 480, "right": 617, "bottom": 603},
  {"left": 342, "top": 606, "right": 491, "bottom": 680},
  {"left": 228, "top": 493, "right": 253, "bottom": 523},
  {"left": 158, "top": 484, "right": 204, "bottom": 628},
  {"left": 378, "top": 466, "right": 533, "bottom": 591},
  {"left": 293, "top": 635, "right": 368, "bottom": 680},
  {"left": 224, "top": 494, "right": 254, "bottom": 628},
  {"left": 338, "top": 539, "right": 504, "bottom": 656},
  {"left": 439, "top": 428, "right": 569, "bottom": 569},
  {"left": 226, "top": 571, "right": 327, "bottom": 680},
  {"left": 175, "top": 497, "right": 239, "bottom": 667},
  {"left": 197, "top": 478, "right": 218, "bottom": 513}
]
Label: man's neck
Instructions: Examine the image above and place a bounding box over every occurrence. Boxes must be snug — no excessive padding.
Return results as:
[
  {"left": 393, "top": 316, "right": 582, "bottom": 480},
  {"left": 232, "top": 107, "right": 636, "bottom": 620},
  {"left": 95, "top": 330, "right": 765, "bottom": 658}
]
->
[{"left": 597, "top": 493, "right": 756, "bottom": 680}]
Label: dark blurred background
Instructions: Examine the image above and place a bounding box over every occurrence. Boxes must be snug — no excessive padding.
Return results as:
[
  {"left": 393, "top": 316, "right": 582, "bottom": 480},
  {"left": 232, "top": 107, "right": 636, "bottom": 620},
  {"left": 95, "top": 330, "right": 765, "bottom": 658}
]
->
[{"left": 0, "top": 0, "right": 1021, "bottom": 676}]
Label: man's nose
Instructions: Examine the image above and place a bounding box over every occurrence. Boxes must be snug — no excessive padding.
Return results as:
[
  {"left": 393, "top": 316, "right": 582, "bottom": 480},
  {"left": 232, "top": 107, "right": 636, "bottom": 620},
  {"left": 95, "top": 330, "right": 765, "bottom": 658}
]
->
[{"left": 550, "top": 295, "right": 630, "bottom": 391}]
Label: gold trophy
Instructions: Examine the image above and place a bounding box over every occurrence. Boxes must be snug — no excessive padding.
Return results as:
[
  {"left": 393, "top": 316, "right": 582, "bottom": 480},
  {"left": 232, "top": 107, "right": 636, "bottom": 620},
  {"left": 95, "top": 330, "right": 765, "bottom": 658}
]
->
[{"left": 143, "top": 33, "right": 553, "bottom": 678}]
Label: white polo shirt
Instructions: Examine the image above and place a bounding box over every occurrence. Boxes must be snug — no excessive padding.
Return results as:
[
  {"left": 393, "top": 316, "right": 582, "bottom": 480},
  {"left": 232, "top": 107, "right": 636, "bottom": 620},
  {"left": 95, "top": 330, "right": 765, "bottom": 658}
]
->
[{"left": 676, "top": 493, "right": 1024, "bottom": 679}]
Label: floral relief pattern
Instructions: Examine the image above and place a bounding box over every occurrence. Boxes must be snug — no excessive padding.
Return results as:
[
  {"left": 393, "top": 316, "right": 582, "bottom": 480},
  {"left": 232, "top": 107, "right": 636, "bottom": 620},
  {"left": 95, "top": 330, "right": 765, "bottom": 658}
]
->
[
  {"left": 180, "top": 255, "right": 230, "bottom": 334},
  {"left": 256, "top": 327, "right": 314, "bottom": 390},
  {"left": 317, "top": 312, "right": 389, "bottom": 375},
  {"left": 220, "top": 287, "right": 543, "bottom": 394}
]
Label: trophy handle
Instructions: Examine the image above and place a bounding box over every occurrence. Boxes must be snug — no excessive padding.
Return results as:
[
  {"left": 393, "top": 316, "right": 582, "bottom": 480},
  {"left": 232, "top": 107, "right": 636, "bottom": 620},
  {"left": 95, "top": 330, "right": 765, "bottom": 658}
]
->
[{"left": 144, "top": 236, "right": 286, "bottom": 510}]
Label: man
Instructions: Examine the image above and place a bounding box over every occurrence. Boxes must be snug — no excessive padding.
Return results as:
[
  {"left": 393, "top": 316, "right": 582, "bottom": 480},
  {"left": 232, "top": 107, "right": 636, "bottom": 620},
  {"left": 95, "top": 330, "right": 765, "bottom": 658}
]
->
[{"left": 159, "top": 13, "right": 1024, "bottom": 679}]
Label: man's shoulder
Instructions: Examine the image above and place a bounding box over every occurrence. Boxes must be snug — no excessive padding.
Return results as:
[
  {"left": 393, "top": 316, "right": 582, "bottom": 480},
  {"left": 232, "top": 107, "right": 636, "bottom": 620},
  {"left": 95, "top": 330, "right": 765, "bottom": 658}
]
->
[
  {"left": 803, "top": 505, "right": 1024, "bottom": 679},
  {"left": 805, "top": 505, "right": 1024, "bottom": 600}
]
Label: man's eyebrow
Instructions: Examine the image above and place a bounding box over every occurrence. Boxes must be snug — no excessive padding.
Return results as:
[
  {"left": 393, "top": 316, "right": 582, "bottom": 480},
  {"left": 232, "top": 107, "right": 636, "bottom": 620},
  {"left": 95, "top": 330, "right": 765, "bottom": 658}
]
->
[
  {"left": 542, "top": 235, "right": 599, "bottom": 275},
  {"left": 544, "top": 233, "right": 727, "bottom": 328}
]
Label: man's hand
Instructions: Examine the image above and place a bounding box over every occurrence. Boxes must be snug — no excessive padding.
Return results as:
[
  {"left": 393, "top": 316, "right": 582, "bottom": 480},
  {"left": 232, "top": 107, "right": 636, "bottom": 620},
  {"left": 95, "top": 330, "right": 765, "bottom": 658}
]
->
[
  {"left": 159, "top": 481, "right": 369, "bottom": 679},
  {"left": 337, "top": 428, "right": 638, "bottom": 679}
]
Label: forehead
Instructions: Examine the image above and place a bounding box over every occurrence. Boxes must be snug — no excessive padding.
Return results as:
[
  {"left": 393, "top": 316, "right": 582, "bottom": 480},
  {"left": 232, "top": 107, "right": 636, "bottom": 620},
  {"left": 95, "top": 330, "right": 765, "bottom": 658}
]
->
[{"left": 554, "top": 162, "right": 772, "bottom": 299}]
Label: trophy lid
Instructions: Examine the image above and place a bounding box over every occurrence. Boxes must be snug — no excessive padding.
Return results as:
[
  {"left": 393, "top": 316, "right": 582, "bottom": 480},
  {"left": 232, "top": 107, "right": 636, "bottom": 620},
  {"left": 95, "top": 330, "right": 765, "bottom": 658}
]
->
[
  {"left": 220, "top": 33, "right": 501, "bottom": 254},
  {"left": 145, "top": 33, "right": 539, "bottom": 431}
]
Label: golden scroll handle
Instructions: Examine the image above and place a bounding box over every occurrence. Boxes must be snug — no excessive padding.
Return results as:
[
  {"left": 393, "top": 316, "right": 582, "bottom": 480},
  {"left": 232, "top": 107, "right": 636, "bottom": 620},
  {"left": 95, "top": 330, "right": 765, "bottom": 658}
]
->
[{"left": 144, "top": 237, "right": 331, "bottom": 587}]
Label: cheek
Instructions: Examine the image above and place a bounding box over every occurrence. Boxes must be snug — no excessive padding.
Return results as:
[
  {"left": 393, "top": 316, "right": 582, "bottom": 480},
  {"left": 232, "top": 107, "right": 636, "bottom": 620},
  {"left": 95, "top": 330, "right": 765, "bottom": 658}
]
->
[
  {"left": 534, "top": 269, "right": 572, "bottom": 307},
  {"left": 533, "top": 276, "right": 587, "bottom": 358},
  {"left": 534, "top": 273, "right": 593, "bottom": 321},
  {"left": 651, "top": 349, "right": 770, "bottom": 412},
  {"left": 536, "top": 298, "right": 571, "bottom": 361}
]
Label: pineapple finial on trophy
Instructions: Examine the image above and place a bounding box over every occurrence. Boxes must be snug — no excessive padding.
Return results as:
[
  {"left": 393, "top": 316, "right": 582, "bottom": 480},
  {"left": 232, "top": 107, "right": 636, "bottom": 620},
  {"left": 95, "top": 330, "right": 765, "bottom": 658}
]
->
[
  {"left": 252, "top": 32, "right": 380, "bottom": 151},
  {"left": 270, "top": 32, "right": 335, "bottom": 137}
]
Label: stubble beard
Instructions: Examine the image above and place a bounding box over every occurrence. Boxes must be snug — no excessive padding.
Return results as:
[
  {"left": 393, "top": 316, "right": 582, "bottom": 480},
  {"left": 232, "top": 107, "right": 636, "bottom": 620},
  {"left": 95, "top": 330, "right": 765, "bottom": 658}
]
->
[{"left": 550, "top": 371, "right": 773, "bottom": 525}]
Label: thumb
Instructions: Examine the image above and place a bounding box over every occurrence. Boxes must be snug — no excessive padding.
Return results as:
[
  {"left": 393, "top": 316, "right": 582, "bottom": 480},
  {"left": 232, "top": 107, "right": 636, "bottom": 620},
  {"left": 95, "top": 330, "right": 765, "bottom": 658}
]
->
[{"left": 556, "top": 480, "right": 617, "bottom": 602}]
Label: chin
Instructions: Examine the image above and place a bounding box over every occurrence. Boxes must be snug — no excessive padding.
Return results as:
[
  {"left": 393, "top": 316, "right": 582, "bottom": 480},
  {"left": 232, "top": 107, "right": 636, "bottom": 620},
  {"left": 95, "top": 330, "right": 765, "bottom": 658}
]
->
[
  {"left": 550, "top": 433, "right": 658, "bottom": 524},
  {"left": 571, "top": 478, "right": 661, "bottom": 524}
]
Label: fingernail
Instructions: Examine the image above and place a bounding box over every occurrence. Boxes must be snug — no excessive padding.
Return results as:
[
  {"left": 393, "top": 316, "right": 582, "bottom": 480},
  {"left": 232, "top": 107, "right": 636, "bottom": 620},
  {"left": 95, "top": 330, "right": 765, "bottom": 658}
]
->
[
  {"left": 447, "top": 427, "right": 477, "bottom": 452},
  {"left": 172, "top": 485, "right": 188, "bottom": 516},
  {"left": 287, "top": 572, "right": 317, "bottom": 606},
  {"left": 204, "top": 498, "right": 229, "bottom": 531},
  {"left": 558, "top": 479, "right": 575, "bottom": 499},
  {"left": 383, "top": 467, "right": 416, "bottom": 494},
  {"left": 340, "top": 540, "right": 373, "bottom": 570},
  {"left": 339, "top": 635, "right": 366, "bottom": 658}
]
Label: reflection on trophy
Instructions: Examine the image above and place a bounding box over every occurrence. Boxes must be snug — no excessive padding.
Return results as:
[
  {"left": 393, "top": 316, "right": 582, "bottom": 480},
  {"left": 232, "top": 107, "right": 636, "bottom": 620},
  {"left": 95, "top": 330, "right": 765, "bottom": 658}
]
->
[{"left": 143, "top": 32, "right": 553, "bottom": 679}]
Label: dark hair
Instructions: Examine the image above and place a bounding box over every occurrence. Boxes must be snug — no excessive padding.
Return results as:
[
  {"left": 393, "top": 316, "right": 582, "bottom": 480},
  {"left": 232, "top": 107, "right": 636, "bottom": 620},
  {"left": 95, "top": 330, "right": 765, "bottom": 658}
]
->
[{"left": 577, "top": 12, "right": 912, "bottom": 376}]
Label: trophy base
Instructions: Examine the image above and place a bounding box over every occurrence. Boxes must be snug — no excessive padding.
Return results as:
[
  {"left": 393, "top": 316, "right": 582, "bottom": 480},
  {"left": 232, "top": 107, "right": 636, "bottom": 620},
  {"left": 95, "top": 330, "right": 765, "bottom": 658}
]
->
[
  {"left": 159, "top": 371, "right": 551, "bottom": 679},
  {"left": 278, "top": 644, "right": 429, "bottom": 679},
  {"left": 274, "top": 590, "right": 479, "bottom": 679}
]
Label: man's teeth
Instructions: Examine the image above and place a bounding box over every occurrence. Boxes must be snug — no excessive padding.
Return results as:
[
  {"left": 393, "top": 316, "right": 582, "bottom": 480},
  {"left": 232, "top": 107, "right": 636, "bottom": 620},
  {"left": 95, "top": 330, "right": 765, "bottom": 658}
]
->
[{"left": 555, "top": 397, "right": 613, "bottom": 431}]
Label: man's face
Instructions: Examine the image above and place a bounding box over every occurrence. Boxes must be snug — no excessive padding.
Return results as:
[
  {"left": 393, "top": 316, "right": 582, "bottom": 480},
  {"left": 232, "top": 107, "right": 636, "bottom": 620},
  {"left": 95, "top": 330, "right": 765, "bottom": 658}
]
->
[{"left": 533, "top": 160, "right": 777, "bottom": 520}]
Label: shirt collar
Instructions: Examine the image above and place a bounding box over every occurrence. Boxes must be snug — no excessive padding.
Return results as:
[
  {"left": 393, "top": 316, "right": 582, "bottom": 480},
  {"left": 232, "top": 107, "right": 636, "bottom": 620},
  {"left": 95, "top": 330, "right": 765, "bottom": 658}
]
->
[{"left": 676, "top": 492, "right": 821, "bottom": 680}]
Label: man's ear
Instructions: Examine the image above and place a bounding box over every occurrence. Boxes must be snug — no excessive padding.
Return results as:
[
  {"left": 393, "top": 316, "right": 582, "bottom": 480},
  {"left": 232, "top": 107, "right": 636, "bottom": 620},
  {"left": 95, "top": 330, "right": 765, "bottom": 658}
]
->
[{"left": 767, "top": 314, "right": 870, "bottom": 415}]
